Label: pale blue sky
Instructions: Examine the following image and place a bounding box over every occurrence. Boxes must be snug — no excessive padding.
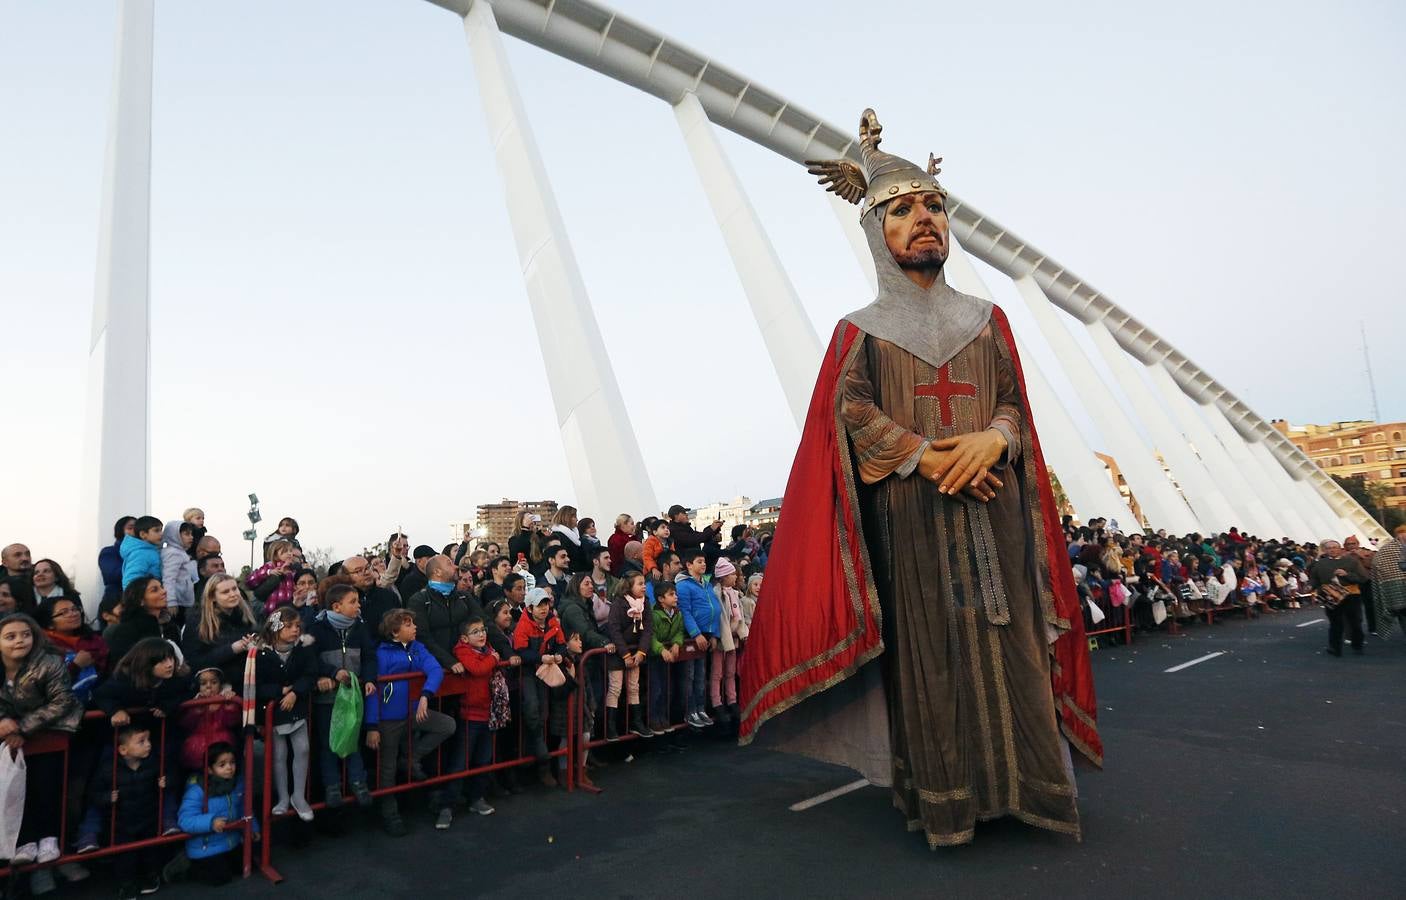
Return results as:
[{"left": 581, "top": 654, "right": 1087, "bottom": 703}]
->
[{"left": 2, "top": 0, "right": 1403, "bottom": 571}]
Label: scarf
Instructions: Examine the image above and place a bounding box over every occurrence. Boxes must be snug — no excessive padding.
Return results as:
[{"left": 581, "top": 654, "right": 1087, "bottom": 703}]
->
[
  {"left": 240, "top": 643, "right": 259, "bottom": 729},
  {"left": 319, "top": 608, "right": 357, "bottom": 630},
  {"left": 428, "top": 581, "right": 455, "bottom": 596},
  {"left": 552, "top": 524, "right": 580, "bottom": 545},
  {"left": 206, "top": 774, "right": 236, "bottom": 798}
]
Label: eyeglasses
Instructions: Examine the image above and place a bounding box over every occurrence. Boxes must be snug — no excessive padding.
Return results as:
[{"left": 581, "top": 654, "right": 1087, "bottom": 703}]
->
[
  {"left": 53, "top": 607, "right": 81, "bottom": 617},
  {"left": 467, "top": 627, "right": 487, "bottom": 636}
]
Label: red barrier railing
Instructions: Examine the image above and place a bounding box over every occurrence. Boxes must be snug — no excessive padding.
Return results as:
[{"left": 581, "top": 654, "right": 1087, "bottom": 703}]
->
[
  {"left": 572, "top": 644, "right": 709, "bottom": 793},
  {"left": 1084, "top": 583, "right": 1134, "bottom": 646},
  {"left": 0, "top": 696, "right": 256, "bottom": 883},
  {"left": 256, "top": 660, "right": 572, "bottom": 882}
]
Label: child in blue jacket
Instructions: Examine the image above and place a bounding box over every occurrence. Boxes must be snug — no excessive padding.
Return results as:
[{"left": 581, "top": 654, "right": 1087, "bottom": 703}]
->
[
  {"left": 674, "top": 549, "right": 721, "bottom": 728},
  {"left": 120, "top": 516, "right": 164, "bottom": 589},
  {"left": 364, "top": 609, "right": 457, "bottom": 835},
  {"left": 177, "top": 741, "right": 258, "bottom": 886}
]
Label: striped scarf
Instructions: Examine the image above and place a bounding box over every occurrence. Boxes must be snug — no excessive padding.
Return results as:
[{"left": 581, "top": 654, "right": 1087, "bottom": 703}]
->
[{"left": 241, "top": 644, "right": 259, "bottom": 729}]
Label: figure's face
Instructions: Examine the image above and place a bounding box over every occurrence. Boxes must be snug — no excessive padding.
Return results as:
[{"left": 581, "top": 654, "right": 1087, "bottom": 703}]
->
[{"left": 883, "top": 192, "right": 949, "bottom": 271}]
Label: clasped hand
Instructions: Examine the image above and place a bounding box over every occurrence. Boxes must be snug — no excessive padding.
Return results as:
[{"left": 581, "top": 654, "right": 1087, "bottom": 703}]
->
[{"left": 918, "top": 430, "right": 1007, "bottom": 502}]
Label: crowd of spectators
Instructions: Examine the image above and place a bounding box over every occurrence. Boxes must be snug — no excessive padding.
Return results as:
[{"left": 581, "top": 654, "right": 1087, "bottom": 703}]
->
[
  {"left": 1064, "top": 516, "right": 1406, "bottom": 655},
  {"left": 4, "top": 501, "right": 1405, "bottom": 897},
  {"left": 0, "top": 504, "right": 768, "bottom": 898}
]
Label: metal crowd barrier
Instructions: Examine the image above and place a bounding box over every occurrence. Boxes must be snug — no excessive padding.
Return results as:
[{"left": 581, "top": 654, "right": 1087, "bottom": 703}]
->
[
  {"left": 0, "top": 696, "right": 256, "bottom": 883},
  {"left": 572, "top": 643, "right": 710, "bottom": 793},
  {"left": 256, "top": 661, "right": 573, "bottom": 882}
]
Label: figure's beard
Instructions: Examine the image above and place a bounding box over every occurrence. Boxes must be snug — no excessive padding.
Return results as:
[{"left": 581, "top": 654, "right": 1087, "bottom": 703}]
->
[{"left": 891, "top": 244, "right": 947, "bottom": 272}]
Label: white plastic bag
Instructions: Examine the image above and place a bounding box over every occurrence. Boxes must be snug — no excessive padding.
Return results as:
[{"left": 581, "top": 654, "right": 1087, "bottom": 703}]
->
[
  {"left": 0, "top": 746, "right": 26, "bottom": 860},
  {"left": 1086, "top": 596, "right": 1107, "bottom": 625},
  {"left": 1151, "top": 599, "right": 1168, "bottom": 625}
]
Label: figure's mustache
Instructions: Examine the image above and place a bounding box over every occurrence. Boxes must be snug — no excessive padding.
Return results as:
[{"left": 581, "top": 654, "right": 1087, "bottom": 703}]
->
[{"left": 909, "top": 229, "right": 942, "bottom": 247}]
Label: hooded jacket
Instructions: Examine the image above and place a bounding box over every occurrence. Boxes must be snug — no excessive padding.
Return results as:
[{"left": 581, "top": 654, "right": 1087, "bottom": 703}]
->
[
  {"left": 119, "top": 534, "right": 162, "bottom": 589},
  {"left": 178, "top": 697, "right": 241, "bottom": 772},
  {"left": 179, "top": 776, "right": 257, "bottom": 859},
  {"left": 511, "top": 612, "right": 566, "bottom": 666},
  {"left": 451, "top": 641, "right": 500, "bottom": 722},
  {"left": 364, "top": 639, "right": 443, "bottom": 726},
  {"left": 675, "top": 575, "right": 722, "bottom": 640},
  {"left": 650, "top": 604, "right": 687, "bottom": 656},
  {"left": 161, "top": 520, "right": 199, "bottom": 609},
  {"left": 246, "top": 559, "right": 298, "bottom": 613}
]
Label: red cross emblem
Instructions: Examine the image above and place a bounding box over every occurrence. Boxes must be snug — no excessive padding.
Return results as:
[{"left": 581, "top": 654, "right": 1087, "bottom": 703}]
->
[{"left": 915, "top": 363, "right": 976, "bottom": 428}]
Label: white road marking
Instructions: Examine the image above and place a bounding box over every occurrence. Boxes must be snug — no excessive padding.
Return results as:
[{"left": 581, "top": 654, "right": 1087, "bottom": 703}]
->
[
  {"left": 1296, "top": 619, "right": 1326, "bottom": 628},
  {"left": 1163, "top": 651, "right": 1227, "bottom": 673},
  {"left": 790, "top": 778, "right": 870, "bottom": 811}
]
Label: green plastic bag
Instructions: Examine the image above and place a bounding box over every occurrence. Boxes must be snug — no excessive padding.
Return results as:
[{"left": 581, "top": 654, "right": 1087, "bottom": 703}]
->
[{"left": 328, "top": 673, "right": 363, "bottom": 758}]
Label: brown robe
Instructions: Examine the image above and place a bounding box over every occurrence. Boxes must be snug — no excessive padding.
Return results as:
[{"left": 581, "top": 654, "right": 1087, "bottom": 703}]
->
[{"left": 841, "top": 324, "right": 1080, "bottom": 847}]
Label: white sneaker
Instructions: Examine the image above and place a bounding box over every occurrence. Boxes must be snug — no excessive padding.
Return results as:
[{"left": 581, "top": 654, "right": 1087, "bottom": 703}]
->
[
  {"left": 290, "top": 796, "right": 314, "bottom": 822},
  {"left": 12, "top": 842, "right": 38, "bottom": 864},
  {"left": 271, "top": 801, "right": 290, "bottom": 816},
  {"left": 37, "top": 836, "right": 61, "bottom": 863},
  {"left": 698, "top": 711, "right": 715, "bottom": 726}
]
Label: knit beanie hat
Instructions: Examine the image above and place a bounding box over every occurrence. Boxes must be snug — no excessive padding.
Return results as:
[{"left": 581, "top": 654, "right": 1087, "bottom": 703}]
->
[{"left": 714, "top": 558, "right": 737, "bottom": 579}]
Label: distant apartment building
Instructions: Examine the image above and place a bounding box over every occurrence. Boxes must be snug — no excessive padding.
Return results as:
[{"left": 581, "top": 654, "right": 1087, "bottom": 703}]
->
[
  {"left": 451, "top": 498, "right": 559, "bottom": 546},
  {"left": 1276, "top": 419, "right": 1406, "bottom": 519}
]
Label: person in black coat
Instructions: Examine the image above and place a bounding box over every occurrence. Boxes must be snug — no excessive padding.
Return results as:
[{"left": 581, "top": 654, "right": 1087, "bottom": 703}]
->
[
  {"left": 340, "top": 556, "right": 401, "bottom": 630},
  {"left": 104, "top": 577, "right": 169, "bottom": 667},
  {"left": 253, "top": 608, "right": 317, "bottom": 819},
  {"left": 182, "top": 574, "right": 260, "bottom": 688}
]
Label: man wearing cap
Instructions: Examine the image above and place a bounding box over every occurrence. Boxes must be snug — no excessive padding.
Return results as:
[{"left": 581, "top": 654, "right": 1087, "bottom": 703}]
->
[
  {"left": 740, "top": 110, "right": 1099, "bottom": 848},
  {"left": 665, "top": 505, "right": 723, "bottom": 568},
  {"left": 398, "top": 544, "right": 436, "bottom": 600}
]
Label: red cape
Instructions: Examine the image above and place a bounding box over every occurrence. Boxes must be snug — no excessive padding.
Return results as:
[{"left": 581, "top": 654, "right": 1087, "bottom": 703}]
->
[{"left": 738, "top": 308, "right": 1102, "bottom": 767}]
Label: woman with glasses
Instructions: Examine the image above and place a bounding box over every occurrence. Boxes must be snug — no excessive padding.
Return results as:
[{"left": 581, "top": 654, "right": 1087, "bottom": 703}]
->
[{"left": 39, "top": 594, "right": 110, "bottom": 697}]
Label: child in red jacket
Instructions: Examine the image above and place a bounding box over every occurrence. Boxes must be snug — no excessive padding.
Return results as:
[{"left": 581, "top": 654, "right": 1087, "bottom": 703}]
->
[
  {"left": 452, "top": 618, "right": 501, "bottom": 816},
  {"left": 179, "top": 668, "right": 240, "bottom": 772}
]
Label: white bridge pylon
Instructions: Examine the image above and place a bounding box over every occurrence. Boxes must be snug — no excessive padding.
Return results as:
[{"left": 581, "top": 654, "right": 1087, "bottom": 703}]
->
[{"left": 75, "top": 0, "right": 1384, "bottom": 600}]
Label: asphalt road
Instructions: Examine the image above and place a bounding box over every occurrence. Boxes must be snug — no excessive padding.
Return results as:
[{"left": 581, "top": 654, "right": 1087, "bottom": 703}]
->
[{"left": 46, "top": 608, "right": 1406, "bottom": 899}]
